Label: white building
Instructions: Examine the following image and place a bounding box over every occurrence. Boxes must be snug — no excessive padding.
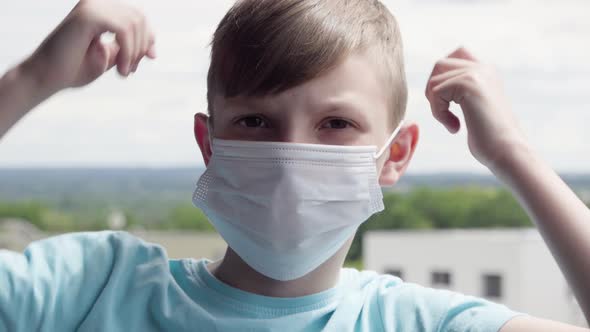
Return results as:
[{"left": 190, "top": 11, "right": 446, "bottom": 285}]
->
[{"left": 363, "top": 229, "right": 587, "bottom": 327}]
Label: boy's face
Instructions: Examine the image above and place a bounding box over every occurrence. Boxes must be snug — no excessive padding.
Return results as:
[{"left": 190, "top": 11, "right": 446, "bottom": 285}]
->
[{"left": 195, "top": 51, "right": 419, "bottom": 186}]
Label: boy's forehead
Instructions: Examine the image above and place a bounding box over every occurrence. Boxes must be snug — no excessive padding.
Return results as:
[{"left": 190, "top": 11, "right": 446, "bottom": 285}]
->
[{"left": 214, "top": 52, "right": 392, "bottom": 123}]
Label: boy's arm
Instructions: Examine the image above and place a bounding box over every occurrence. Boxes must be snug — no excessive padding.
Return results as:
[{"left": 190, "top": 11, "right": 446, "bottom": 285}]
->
[
  {"left": 0, "top": 0, "right": 156, "bottom": 140},
  {"left": 425, "top": 47, "right": 590, "bottom": 331},
  {"left": 0, "top": 63, "right": 49, "bottom": 139}
]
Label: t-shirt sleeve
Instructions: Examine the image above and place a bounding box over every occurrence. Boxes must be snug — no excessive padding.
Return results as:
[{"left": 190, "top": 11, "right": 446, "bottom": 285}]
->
[
  {"left": 378, "top": 280, "right": 524, "bottom": 332},
  {"left": 0, "top": 231, "right": 146, "bottom": 332}
]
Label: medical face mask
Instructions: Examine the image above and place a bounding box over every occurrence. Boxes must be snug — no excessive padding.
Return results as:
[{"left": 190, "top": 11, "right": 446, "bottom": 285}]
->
[{"left": 192, "top": 120, "right": 404, "bottom": 281}]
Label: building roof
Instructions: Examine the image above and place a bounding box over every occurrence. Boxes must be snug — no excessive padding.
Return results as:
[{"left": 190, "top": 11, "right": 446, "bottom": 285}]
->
[{"left": 366, "top": 228, "right": 542, "bottom": 243}]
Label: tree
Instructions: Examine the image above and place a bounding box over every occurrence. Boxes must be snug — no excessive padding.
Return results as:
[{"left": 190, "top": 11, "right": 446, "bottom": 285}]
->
[
  {"left": 0, "top": 201, "right": 47, "bottom": 229},
  {"left": 161, "top": 203, "right": 215, "bottom": 231}
]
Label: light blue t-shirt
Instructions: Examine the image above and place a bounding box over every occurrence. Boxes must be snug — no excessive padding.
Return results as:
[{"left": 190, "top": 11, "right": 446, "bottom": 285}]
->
[{"left": 0, "top": 231, "right": 520, "bottom": 331}]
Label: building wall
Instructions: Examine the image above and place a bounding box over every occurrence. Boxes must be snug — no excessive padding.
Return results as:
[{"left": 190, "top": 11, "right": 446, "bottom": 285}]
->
[
  {"left": 0, "top": 222, "right": 227, "bottom": 262},
  {"left": 363, "top": 229, "right": 586, "bottom": 327},
  {"left": 132, "top": 230, "right": 227, "bottom": 260}
]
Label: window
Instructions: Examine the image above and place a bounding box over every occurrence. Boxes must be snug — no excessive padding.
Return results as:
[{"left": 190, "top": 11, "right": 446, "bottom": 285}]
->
[
  {"left": 384, "top": 268, "right": 403, "bottom": 279},
  {"left": 431, "top": 271, "right": 452, "bottom": 287},
  {"left": 483, "top": 274, "right": 503, "bottom": 298}
]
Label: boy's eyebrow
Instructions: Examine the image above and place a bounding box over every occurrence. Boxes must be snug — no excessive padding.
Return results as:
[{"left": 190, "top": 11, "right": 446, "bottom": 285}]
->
[
  {"left": 218, "top": 98, "right": 263, "bottom": 115},
  {"left": 316, "top": 98, "right": 371, "bottom": 123},
  {"left": 314, "top": 99, "right": 369, "bottom": 127}
]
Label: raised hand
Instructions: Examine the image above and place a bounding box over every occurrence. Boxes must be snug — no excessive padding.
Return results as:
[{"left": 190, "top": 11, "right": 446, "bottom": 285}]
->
[
  {"left": 424, "top": 47, "right": 529, "bottom": 173},
  {"left": 25, "top": 0, "right": 156, "bottom": 94},
  {"left": 0, "top": 0, "right": 156, "bottom": 139}
]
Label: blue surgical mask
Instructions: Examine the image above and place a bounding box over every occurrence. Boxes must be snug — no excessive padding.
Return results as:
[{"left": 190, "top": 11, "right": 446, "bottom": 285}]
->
[{"left": 193, "top": 120, "right": 405, "bottom": 281}]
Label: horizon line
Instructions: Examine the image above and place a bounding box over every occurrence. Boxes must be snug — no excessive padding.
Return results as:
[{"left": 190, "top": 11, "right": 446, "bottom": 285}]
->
[{"left": 0, "top": 167, "right": 589, "bottom": 177}]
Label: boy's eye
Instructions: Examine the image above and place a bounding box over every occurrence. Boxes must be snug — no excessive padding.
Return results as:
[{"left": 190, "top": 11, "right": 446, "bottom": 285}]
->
[
  {"left": 237, "top": 116, "right": 269, "bottom": 128},
  {"left": 320, "top": 118, "right": 353, "bottom": 130}
]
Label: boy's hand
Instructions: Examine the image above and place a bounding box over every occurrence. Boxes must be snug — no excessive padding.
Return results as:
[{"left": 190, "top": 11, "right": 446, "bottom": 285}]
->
[
  {"left": 24, "top": 0, "right": 156, "bottom": 95},
  {"left": 425, "top": 47, "right": 530, "bottom": 174}
]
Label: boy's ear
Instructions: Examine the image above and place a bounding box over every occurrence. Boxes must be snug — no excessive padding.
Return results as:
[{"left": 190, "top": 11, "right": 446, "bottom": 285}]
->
[
  {"left": 194, "top": 113, "right": 213, "bottom": 165},
  {"left": 379, "top": 122, "right": 420, "bottom": 186}
]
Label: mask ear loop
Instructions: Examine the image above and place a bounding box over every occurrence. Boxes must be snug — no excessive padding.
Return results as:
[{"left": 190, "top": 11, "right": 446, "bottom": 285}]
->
[
  {"left": 374, "top": 120, "right": 405, "bottom": 159},
  {"left": 207, "top": 119, "right": 215, "bottom": 155}
]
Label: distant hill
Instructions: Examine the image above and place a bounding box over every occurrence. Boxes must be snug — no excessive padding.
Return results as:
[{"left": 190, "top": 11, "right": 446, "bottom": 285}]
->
[
  {"left": 1, "top": 169, "right": 589, "bottom": 202},
  {"left": 0, "top": 168, "right": 201, "bottom": 202}
]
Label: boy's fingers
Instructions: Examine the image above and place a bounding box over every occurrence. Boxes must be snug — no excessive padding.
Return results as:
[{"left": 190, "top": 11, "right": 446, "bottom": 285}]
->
[
  {"left": 131, "top": 31, "right": 155, "bottom": 73},
  {"left": 425, "top": 68, "right": 468, "bottom": 99},
  {"left": 448, "top": 47, "right": 479, "bottom": 62},
  {"left": 87, "top": 37, "right": 109, "bottom": 76},
  {"left": 140, "top": 22, "right": 152, "bottom": 60},
  {"left": 429, "top": 58, "right": 475, "bottom": 78},
  {"left": 438, "top": 109, "right": 461, "bottom": 134},
  {"left": 429, "top": 75, "right": 470, "bottom": 133},
  {"left": 425, "top": 59, "right": 475, "bottom": 133},
  {"left": 132, "top": 13, "right": 143, "bottom": 72},
  {"left": 105, "top": 41, "right": 120, "bottom": 70},
  {"left": 146, "top": 30, "right": 156, "bottom": 58},
  {"left": 147, "top": 43, "right": 157, "bottom": 59},
  {"left": 125, "top": 8, "right": 154, "bottom": 73},
  {"left": 426, "top": 84, "right": 452, "bottom": 131},
  {"left": 131, "top": 54, "right": 144, "bottom": 73},
  {"left": 432, "top": 75, "right": 466, "bottom": 105},
  {"left": 114, "top": 24, "right": 134, "bottom": 76},
  {"left": 427, "top": 94, "right": 461, "bottom": 134},
  {"left": 79, "top": 2, "right": 153, "bottom": 76},
  {"left": 429, "top": 68, "right": 469, "bottom": 86}
]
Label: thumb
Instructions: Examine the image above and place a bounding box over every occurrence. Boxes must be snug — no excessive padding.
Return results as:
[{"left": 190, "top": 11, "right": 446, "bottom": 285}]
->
[
  {"left": 86, "top": 37, "right": 117, "bottom": 72},
  {"left": 72, "top": 37, "right": 121, "bottom": 87},
  {"left": 89, "top": 37, "right": 120, "bottom": 72},
  {"left": 103, "top": 40, "right": 121, "bottom": 71}
]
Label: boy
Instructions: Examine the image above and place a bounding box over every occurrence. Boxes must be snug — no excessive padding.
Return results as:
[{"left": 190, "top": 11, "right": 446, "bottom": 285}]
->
[{"left": 1, "top": 0, "right": 589, "bottom": 331}]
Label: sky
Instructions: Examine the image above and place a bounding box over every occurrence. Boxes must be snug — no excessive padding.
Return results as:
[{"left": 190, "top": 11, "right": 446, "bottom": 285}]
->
[{"left": 0, "top": 0, "right": 589, "bottom": 173}]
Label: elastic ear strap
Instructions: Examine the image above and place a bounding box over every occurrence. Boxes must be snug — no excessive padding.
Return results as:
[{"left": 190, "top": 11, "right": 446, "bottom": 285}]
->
[
  {"left": 207, "top": 119, "right": 215, "bottom": 154},
  {"left": 374, "top": 119, "right": 405, "bottom": 159}
]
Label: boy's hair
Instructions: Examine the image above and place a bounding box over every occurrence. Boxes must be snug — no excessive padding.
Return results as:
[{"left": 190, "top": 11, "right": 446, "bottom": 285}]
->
[{"left": 207, "top": 0, "right": 407, "bottom": 128}]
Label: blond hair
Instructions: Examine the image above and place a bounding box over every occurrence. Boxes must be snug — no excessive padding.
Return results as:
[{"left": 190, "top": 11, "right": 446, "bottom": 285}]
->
[{"left": 207, "top": 0, "right": 407, "bottom": 127}]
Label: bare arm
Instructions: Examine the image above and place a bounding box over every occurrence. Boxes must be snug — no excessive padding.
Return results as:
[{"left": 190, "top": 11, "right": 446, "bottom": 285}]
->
[
  {"left": 0, "top": 62, "right": 56, "bottom": 139},
  {"left": 494, "top": 138, "right": 590, "bottom": 325},
  {"left": 426, "top": 47, "right": 590, "bottom": 331},
  {"left": 501, "top": 316, "right": 589, "bottom": 332},
  {"left": 0, "top": 0, "right": 156, "bottom": 140}
]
